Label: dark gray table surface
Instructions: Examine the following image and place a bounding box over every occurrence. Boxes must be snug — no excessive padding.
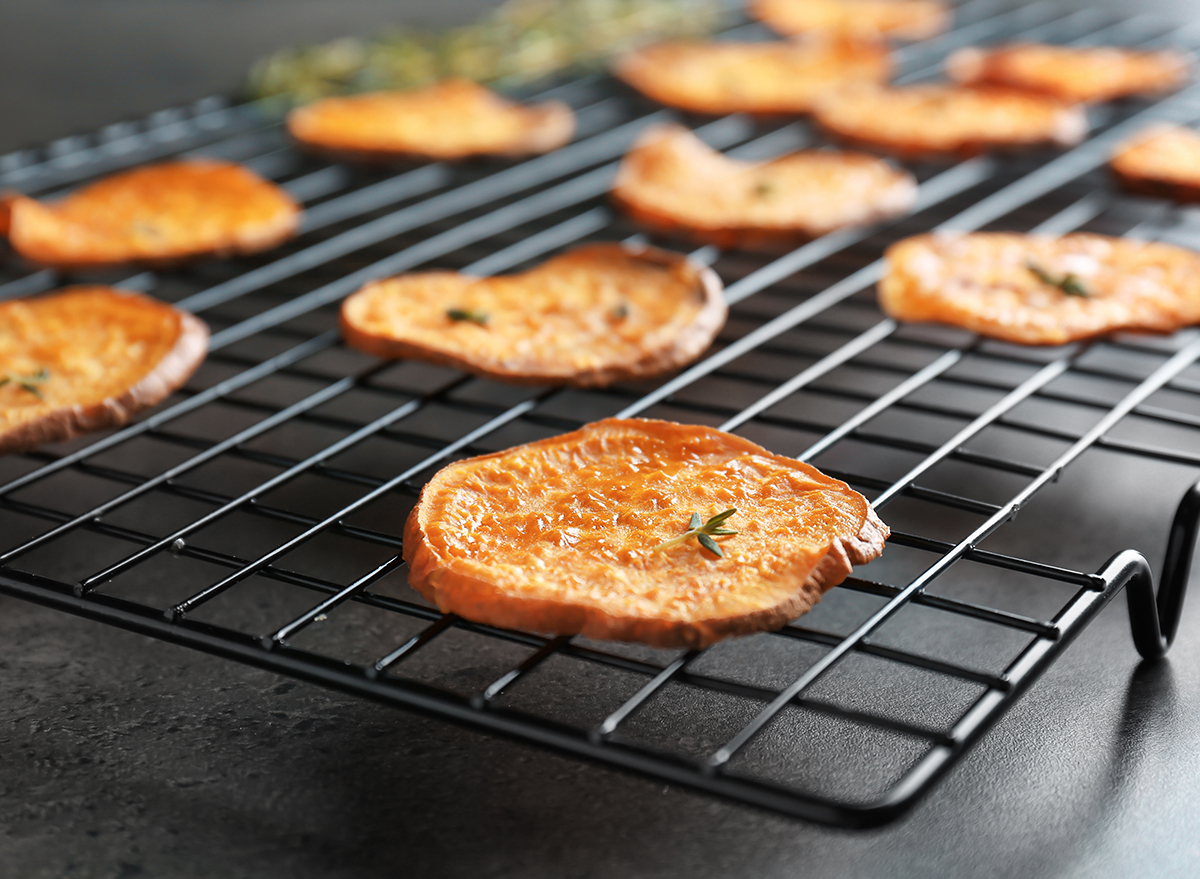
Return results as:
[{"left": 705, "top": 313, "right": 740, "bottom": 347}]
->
[{"left": 3, "top": 2, "right": 1200, "bottom": 877}]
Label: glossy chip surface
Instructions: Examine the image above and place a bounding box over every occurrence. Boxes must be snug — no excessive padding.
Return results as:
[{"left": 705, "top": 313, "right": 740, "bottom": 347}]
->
[
  {"left": 0, "top": 160, "right": 300, "bottom": 270},
  {"left": 614, "top": 39, "right": 891, "bottom": 115},
  {"left": 612, "top": 124, "right": 916, "bottom": 250},
  {"left": 813, "top": 82, "right": 1087, "bottom": 156},
  {"left": 0, "top": 287, "right": 208, "bottom": 453},
  {"left": 1110, "top": 124, "right": 1200, "bottom": 202},
  {"left": 947, "top": 43, "right": 1190, "bottom": 104},
  {"left": 340, "top": 243, "right": 726, "bottom": 387},
  {"left": 286, "top": 79, "right": 575, "bottom": 161},
  {"left": 405, "top": 418, "right": 889, "bottom": 648},
  {"left": 752, "top": 0, "right": 950, "bottom": 40},
  {"left": 880, "top": 232, "right": 1200, "bottom": 345}
]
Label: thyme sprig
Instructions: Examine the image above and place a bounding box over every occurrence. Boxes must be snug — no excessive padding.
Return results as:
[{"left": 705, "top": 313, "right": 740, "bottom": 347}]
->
[
  {"left": 751, "top": 180, "right": 777, "bottom": 199},
  {"left": 0, "top": 367, "right": 49, "bottom": 400},
  {"left": 247, "top": 0, "right": 731, "bottom": 104},
  {"left": 651, "top": 508, "right": 737, "bottom": 559},
  {"left": 446, "top": 307, "right": 489, "bottom": 326},
  {"left": 1026, "top": 261, "right": 1090, "bottom": 297}
]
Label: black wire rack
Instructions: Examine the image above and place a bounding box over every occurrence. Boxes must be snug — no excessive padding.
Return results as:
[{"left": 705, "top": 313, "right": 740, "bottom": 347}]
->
[{"left": 2, "top": 0, "right": 1199, "bottom": 829}]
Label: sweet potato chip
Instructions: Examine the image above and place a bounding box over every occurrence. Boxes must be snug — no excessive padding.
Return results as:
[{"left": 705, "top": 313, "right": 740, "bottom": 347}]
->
[
  {"left": 880, "top": 232, "right": 1200, "bottom": 345},
  {"left": 0, "top": 160, "right": 300, "bottom": 271},
  {"left": 613, "top": 39, "right": 891, "bottom": 115},
  {"left": 947, "top": 43, "right": 1190, "bottom": 104},
  {"left": 612, "top": 123, "right": 916, "bottom": 250},
  {"left": 286, "top": 79, "right": 575, "bottom": 162},
  {"left": 0, "top": 287, "right": 208, "bottom": 453},
  {"left": 812, "top": 82, "right": 1087, "bottom": 157},
  {"left": 752, "top": 0, "right": 950, "bottom": 41},
  {"left": 340, "top": 243, "right": 726, "bottom": 387},
  {"left": 1110, "top": 124, "right": 1200, "bottom": 202},
  {"left": 405, "top": 417, "right": 889, "bottom": 648}
]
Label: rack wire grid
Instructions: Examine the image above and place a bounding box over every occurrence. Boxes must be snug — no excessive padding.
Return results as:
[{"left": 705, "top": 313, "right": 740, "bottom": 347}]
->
[{"left": 2, "top": 0, "right": 1200, "bottom": 829}]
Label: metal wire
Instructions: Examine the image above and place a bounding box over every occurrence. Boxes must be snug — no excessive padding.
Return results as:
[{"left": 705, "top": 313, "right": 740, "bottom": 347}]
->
[{"left": 2, "top": 0, "right": 1199, "bottom": 828}]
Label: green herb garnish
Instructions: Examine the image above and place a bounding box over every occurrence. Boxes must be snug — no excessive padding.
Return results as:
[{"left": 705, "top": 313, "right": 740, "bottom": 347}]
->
[
  {"left": 247, "top": 0, "right": 732, "bottom": 104},
  {"left": 0, "top": 367, "right": 49, "bottom": 400},
  {"left": 130, "top": 220, "right": 163, "bottom": 239},
  {"left": 610, "top": 302, "right": 630, "bottom": 321},
  {"left": 651, "top": 509, "right": 738, "bottom": 559},
  {"left": 751, "top": 180, "right": 777, "bottom": 199},
  {"left": 1027, "top": 261, "right": 1090, "bottom": 297},
  {"left": 446, "top": 307, "right": 489, "bottom": 326}
]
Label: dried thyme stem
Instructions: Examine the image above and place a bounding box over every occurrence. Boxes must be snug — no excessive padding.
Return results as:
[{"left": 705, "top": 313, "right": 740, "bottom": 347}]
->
[
  {"left": 446, "top": 307, "right": 489, "bottom": 326},
  {"left": 1027, "top": 261, "right": 1090, "bottom": 297},
  {"left": 0, "top": 367, "right": 49, "bottom": 399},
  {"left": 651, "top": 509, "right": 738, "bottom": 559}
]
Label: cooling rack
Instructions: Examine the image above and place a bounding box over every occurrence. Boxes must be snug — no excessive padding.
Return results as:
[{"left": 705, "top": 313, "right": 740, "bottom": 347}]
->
[{"left": 2, "top": 0, "right": 1199, "bottom": 828}]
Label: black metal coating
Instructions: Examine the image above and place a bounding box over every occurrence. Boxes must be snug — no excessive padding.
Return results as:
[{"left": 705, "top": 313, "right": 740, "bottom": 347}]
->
[
  {"left": 1, "top": 0, "right": 1199, "bottom": 828},
  {"left": 1121, "top": 478, "right": 1200, "bottom": 658}
]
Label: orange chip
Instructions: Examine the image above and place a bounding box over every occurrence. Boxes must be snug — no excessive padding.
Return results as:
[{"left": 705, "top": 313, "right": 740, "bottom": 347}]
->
[
  {"left": 286, "top": 79, "right": 575, "bottom": 162},
  {"left": 1110, "top": 124, "right": 1200, "bottom": 202},
  {"left": 812, "top": 82, "right": 1087, "bottom": 157},
  {"left": 880, "top": 232, "right": 1200, "bottom": 345},
  {"left": 752, "top": 0, "right": 950, "bottom": 41},
  {"left": 612, "top": 123, "right": 916, "bottom": 250},
  {"left": 947, "top": 43, "right": 1190, "bottom": 104},
  {"left": 1, "top": 287, "right": 208, "bottom": 453},
  {"left": 613, "top": 39, "right": 891, "bottom": 115},
  {"left": 340, "top": 243, "right": 726, "bottom": 387},
  {"left": 404, "top": 417, "right": 889, "bottom": 648},
  {"left": 0, "top": 160, "right": 300, "bottom": 270}
]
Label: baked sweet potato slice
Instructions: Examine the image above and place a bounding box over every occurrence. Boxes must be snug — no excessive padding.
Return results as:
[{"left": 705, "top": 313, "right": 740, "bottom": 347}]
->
[
  {"left": 812, "top": 83, "right": 1087, "bottom": 157},
  {"left": 613, "top": 39, "right": 891, "bottom": 115},
  {"left": 405, "top": 417, "right": 889, "bottom": 648},
  {"left": 286, "top": 79, "right": 575, "bottom": 162},
  {"left": 1110, "top": 124, "right": 1200, "bottom": 202},
  {"left": 341, "top": 243, "right": 725, "bottom": 387},
  {"left": 880, "top": 232, "right": 1200, "bottom": 345},
  {"left": 0, "top": 160, "right": 300, "bottom": 270},
  {"left": 612, "top": 123, "right": 916, "bottom": 250},
  {"left": 0, "top": 287, "right": 208, "bottom": 453},
  {"left": 947, "top": 43, "right": 1190, "bottom": 104},
  {"left": 752, "top": 0, "right": 950, "bottom": 41}
]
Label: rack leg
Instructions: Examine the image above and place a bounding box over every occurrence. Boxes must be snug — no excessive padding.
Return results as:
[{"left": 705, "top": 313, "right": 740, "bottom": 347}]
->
[{"left": 1103, "top": 478, "right": 1200, "bottom": 660}]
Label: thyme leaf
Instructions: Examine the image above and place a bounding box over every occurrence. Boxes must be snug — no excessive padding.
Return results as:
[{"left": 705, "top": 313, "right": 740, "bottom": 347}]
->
[
  {"left": 0, "top": 367, "right": 49, "bottom": 400},
  {"left": 1027, "top": 261, "right": 1090, "bottom": 297},
  {"left": 751, "top": 180, "right": 776, "bottom": 199},
  {"left": 610, "top": 302, "right": 630, "bottom": 321},
  {"left": 246, "top": 0, "right": 732, "bottom": 104},
  {"left": 651, "top": 508, "right": 738, "bottom": 559},
  {"left": 446, "top": 307, "right": 489, "bottom": 326}
]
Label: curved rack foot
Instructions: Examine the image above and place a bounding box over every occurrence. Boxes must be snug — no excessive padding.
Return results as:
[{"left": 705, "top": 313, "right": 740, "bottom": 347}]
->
[{"left": 1102, "top": 477, "right": 1200, "bottom": 660}]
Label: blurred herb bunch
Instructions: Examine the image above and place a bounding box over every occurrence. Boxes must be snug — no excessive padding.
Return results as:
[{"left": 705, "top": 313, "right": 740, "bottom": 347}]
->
[{"left": 248, "top": 0, "right": 731, "bottom": 104}]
